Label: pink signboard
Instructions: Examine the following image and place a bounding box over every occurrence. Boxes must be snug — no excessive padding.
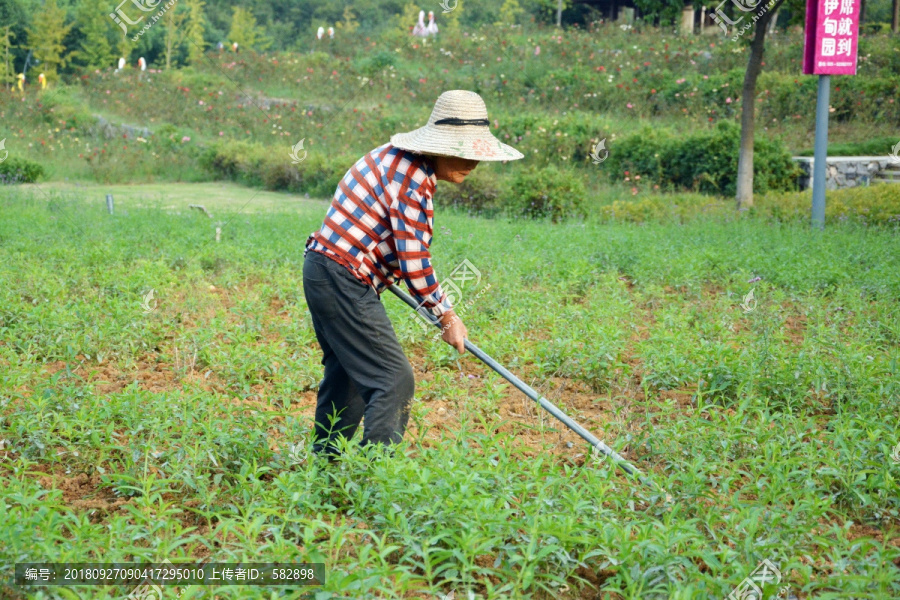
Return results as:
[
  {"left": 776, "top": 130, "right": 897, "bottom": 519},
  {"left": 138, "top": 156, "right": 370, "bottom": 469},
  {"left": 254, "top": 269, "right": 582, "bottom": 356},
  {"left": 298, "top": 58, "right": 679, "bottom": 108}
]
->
[{"left": 803, "top": 0, "right": 860, "bottom": 75}]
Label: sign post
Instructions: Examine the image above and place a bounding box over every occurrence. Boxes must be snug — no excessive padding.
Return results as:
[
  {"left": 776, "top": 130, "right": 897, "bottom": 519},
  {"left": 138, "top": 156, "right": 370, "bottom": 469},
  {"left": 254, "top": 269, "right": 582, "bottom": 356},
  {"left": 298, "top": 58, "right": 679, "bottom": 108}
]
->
[{"left": 803, "top": 0, "right": 860, "bottom": 229}]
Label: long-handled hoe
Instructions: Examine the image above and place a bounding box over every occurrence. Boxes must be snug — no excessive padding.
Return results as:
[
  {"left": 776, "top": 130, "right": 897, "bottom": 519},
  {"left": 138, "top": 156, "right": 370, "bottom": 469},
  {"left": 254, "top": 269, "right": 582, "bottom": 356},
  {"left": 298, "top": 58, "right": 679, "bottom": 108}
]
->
[{"left": 388, "top": 284, "right": 670, "bottom": 498}]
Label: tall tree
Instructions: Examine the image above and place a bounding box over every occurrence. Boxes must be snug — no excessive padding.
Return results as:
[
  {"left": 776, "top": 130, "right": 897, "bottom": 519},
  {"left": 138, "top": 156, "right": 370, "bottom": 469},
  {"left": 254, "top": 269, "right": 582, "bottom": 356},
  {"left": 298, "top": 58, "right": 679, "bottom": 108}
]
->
[
  {"left": 185, "top": 0, "right": 208, "bottom": 65},
  {"left": 116, "top": 28, "right": 134, "bottom": 65},
  {"left": 228, "top": 6, "right": 271, "bottom": 51},
  {"left": 163, "top": 3, "right": 187, "bottom": 69},
  {"left": 26, "top": 0, "right": 71, "bottom": 82},
  {"left": 734, "top": 0, "right": 804, "bottom": 208},
  {"left": 634, "top": 0, "right": 685, "bottom": 25},
  {"left": 635, "top": 0, "right": 804, "bottom": 209},
  {"left": 74, "top": 0, "right": 115, "bottom": 69},
  {"left": 336, "top": 6, "right": 360, "bottom": 35},
  {"left": 498, "top": 0, "right": 525, "bottom": 26},
  {"left": 0, "top": 26, "right": 15, "bottom": 90}
]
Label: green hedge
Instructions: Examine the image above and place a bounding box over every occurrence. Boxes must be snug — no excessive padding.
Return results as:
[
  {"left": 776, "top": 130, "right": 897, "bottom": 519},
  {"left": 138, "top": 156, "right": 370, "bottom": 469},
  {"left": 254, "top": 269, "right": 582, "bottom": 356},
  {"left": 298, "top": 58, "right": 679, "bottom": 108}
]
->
[
  {"left": 600, "top": 183, "right": 900, "bottom": 226},
  {"left": 796, "top": 136, "right": 899, "bottom": 157},
  {"left": 609, "top": 121, "right": 801, "bottom": 197},
  {"left": 0, "top": 158, "right": 45, "bottom": 184},
  {"left": 199, "top": 139, "right": 353, "bottom": 198}
]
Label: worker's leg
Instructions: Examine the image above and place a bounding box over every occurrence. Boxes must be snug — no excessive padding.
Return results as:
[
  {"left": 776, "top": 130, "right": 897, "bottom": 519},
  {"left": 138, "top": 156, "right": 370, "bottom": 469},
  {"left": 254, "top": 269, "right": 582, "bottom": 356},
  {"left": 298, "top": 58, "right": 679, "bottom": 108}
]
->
[
  {"left": 304, "top": 255, "right": 366, "bottom": 456},
  {"left": 303, "top": 251, "right": 415, "bottom": 452},
  {"left": 310, "top": 323, "right": 366, "bottom": 457},
  {"left": 352, "top": 296, "right": 415, "bottom": 448}
]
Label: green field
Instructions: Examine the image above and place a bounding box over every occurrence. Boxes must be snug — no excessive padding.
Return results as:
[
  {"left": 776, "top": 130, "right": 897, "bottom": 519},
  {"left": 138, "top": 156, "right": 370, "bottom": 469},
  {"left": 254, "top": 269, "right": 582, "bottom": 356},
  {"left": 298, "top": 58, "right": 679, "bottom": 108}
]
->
[{"left": 1, "top": 184, "right": 898, "bottom": 599}]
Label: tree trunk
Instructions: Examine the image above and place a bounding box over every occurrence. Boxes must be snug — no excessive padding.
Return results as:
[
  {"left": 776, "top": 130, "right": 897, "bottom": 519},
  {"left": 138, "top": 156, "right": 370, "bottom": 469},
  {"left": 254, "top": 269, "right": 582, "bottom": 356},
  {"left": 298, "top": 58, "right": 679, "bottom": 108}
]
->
[
  {"left": 893, "top": 0, "right": 899, "bottom": 33},
  {"left": 735, "top": 1, "right": 785, "bottom": 210},
  {"left": 767, "top": 9, "right": 779, "bottom": 34}
]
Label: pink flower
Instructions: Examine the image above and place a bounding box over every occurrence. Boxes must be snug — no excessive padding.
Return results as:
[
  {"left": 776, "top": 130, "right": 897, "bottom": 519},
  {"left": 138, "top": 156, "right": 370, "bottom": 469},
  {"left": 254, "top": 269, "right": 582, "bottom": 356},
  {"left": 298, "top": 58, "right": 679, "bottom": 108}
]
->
[
  {"left": 626, "top": 103, "right": 634, "bottom": 108},
  {"left": 726, "top": 97, "right": 733, "bottom": 104},
  {"left": 181, "top": 136, "right": 190, "bottom": 143},
  {"left": 676, "top": 78, "right": 686, "bottom": 84},
  {"left": 631, "top": 187, "right": 638, "bottom": 195},
  {"left": 534, "top": 46, "right": 540, "bottom": 56}
]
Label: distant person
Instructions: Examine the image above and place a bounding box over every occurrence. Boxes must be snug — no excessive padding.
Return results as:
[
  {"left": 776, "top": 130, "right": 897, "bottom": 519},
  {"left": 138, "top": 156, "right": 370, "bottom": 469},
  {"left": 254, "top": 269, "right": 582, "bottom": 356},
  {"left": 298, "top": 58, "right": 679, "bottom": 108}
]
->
[
  {"left": 16, "top": 73, "right": 24, "bottom": 92},
  {"left": 138, "top": 57, "right": 146, "bottom": 71},
  {"left": 328, "top": 26, "right": 334, "bottom": 39},
  {"left": 412, "top": 10, "right": 427, "bottom": 37},
  {"left": 232, "top": 42, "right": 239, "bottom": 53},
  {"left": 302, "top": 90, "right": 523, "bottom": 460},
  {"left": 426, "top": 11, "right": 438, "bottom": 36},
  {"left": 217, "top": 41, "right": 224, "bottom": 52},
  {"left": 38, "top": 73, "right": 46, "bottom": 90},
  {"left": 317, "top": 26, "right": 325, "bottom": 40}
]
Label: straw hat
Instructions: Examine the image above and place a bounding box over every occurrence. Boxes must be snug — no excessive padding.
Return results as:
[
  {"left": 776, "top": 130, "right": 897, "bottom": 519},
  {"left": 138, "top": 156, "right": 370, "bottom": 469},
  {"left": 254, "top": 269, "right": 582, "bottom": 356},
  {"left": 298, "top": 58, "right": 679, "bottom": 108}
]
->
[{"left": 390, "top": 90, "right": 524, "bottom": 162}]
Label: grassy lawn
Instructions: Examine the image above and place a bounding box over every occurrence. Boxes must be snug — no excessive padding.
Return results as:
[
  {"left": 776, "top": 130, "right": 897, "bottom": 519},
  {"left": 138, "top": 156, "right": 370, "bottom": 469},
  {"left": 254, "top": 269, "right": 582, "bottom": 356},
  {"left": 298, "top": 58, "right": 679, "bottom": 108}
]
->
[
  {"left": 21, "top": 181, "right": 324, "bottom": 214},
  {"left": 1, "top": 183, "right": 898, "bottom": 599}
]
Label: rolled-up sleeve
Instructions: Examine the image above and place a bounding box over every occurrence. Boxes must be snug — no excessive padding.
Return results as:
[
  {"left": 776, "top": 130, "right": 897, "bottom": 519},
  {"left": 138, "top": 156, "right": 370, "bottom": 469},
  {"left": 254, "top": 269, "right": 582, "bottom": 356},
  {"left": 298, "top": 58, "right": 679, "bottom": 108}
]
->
[{"left": 390, "top": 188, "right": 453, "bottom": 318}]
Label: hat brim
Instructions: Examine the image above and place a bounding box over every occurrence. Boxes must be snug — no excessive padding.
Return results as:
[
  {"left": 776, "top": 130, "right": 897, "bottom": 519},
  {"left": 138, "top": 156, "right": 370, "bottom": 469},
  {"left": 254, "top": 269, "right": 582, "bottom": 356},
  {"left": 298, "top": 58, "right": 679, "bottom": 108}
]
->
[{"left": 390, "top": 125, "right": 524, "bottom": 162}]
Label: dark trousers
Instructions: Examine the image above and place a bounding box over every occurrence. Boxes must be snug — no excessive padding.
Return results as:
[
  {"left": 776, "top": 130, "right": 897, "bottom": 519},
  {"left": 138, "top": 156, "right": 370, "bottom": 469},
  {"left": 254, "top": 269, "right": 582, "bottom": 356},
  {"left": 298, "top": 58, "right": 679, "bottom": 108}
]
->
[{"left": 302, "top": 250, "right": 415, "bottom": 456}]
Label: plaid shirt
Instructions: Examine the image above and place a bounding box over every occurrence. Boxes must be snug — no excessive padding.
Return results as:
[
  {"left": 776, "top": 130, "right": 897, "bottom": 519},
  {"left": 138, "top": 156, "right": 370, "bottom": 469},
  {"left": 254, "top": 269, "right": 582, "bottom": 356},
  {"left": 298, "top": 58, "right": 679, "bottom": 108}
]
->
[{"left": 304, "top": 143, "right": 454, "bottom": 317}]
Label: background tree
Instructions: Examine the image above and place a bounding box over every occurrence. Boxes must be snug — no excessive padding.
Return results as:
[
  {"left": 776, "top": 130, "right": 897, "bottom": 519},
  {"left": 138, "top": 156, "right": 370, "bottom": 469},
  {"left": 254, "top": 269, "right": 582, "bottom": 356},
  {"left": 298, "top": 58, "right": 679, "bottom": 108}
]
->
[
  {"left": 442, "top": 3, "right": 463, "bottom": 34},
  {"left": 0, "top": 26, "right": 15, "bottom": 90},
  {"left": 25, "top": 0, "right": 71, "bottom": 82},
  {"left": 497, "top": 0, "right": 526, "bottom": 26},
  {"left": 336, "top": 6, "right": 360, "bottom": 36},
  {"left": 163, "top": 3, "right": 188, "bottom": 69},
  {"left": 0, "top": 0, "right": 28, "bottom": 76},
  {"left": 116, "top": 30, "right": 134, "bottom": 67},
  {"left": 228, "top": 6, "right": 271, "bottom": 51},
  {"left": 634, "top": 0, "right": 686, "bottom": 25},
  {"left": 185, "top": 0, "right": 208, "bottom": 65},
  {"left": 732, "top": 0, "right": 805, "bottom": 209},
  {"left": 636, "top": 0, "right": 806, "bottom": 209},
  {"left": 74, "top": 0, "right": 115, "bottom": 69}
]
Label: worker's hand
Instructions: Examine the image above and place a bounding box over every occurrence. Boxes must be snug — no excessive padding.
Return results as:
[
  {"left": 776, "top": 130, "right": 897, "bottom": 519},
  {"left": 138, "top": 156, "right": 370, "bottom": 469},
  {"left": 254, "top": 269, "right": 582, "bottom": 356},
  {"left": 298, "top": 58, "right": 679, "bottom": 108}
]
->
[{"left": 439, "top": 310, "right": 467, "bottom": 354}]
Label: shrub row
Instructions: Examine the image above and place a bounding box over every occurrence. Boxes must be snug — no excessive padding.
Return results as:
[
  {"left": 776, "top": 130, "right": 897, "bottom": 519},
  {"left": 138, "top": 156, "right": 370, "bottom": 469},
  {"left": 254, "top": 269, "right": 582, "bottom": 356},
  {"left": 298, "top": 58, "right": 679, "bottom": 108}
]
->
[
  {"left": 599, "top": 183, "right": 900, "bottom": 226},
  {"left": 201, "top": 140, "right": 589, "bottom": 221},
  {"left": 0, "top": 158, "right": 45, "bottom": 184},
  {"left": 607, "top": 120, "right": 801, "bottom": 197},
  {"left": 199, "top": 140, "right": 355, "bottom": 199}
]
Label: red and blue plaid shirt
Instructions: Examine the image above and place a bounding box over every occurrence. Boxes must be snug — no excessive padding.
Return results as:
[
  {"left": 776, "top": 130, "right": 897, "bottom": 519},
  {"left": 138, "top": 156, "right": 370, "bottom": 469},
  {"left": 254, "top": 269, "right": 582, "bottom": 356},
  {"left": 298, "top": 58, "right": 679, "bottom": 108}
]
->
[{"left": 304, "top": 143, "right": 454, "bottom": 317}]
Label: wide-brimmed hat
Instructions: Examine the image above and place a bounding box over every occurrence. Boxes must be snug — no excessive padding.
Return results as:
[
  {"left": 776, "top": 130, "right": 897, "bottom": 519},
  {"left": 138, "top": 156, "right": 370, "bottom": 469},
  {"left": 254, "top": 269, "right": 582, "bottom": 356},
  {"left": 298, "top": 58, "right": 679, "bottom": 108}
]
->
[{"left": 390, "top": 90, "right": 524, "bottom": 162}]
